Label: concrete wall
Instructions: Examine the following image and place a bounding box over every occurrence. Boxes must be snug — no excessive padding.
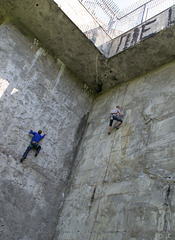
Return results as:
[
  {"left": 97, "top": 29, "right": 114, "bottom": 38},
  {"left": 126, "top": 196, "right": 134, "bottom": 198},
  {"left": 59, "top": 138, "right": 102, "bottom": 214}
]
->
[
  {"left": 1, "top": 6, "right": 175, "bottom": 240},
  {"left": 56, "top": 61, "right": 175, "bottom": 240},
  {"left": 1, "top": 1, "right": 175, "bottom": 92},
  {"left": 0, "top": 23, "right": 93, "bottom": 240}
]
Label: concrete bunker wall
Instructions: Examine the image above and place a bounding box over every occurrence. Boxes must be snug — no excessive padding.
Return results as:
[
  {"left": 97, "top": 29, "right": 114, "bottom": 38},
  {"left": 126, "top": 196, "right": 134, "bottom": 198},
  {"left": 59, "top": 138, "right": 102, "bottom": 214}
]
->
[
  {"left": 1, "top": 10, "right": 175, "bottom": 240},
  {"left": 56, "top": 61, "right": 175, "bottom": 240},
  {"left": 0, "top": 22, "right": 93, "bottom": 240}
]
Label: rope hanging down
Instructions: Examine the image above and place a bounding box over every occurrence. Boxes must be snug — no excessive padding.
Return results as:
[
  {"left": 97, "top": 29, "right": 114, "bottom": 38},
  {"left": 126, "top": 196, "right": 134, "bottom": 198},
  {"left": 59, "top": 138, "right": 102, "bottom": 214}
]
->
[{"left": 88, "top": 83, "right": 129, "bottom": 240}]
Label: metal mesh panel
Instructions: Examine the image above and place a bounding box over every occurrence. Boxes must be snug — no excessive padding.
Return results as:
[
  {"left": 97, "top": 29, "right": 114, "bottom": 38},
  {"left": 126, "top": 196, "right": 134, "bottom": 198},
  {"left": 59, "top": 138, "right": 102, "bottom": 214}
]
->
[
  {"left": 79, "top": 0, "right": 119, "bottom": 32},
  {"left": 79, "top": 0, "right": 175, "bottom": 38}
]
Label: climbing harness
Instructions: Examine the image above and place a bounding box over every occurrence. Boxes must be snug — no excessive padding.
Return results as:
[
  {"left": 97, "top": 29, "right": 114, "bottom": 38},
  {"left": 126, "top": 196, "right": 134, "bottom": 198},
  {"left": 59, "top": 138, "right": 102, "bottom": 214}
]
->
[{"left": 29, "top": 141, "right": 39, "bottom": 148}]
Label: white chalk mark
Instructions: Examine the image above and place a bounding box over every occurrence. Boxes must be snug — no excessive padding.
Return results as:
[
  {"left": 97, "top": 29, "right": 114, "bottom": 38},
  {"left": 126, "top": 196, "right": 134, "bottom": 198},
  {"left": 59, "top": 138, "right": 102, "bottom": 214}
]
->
[
  {"left": 27, "top": 48, "right": 45, "bottom": 74},
  {"left": 53, "top": 63, "right": 65, "bottom": 90}
]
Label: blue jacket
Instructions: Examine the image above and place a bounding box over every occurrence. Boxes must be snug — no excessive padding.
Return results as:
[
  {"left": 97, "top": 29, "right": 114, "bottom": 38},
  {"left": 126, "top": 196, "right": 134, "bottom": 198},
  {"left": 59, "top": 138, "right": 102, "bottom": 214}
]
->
[{"left": 30, "top": 130, "right": 45, "bottom": 143}]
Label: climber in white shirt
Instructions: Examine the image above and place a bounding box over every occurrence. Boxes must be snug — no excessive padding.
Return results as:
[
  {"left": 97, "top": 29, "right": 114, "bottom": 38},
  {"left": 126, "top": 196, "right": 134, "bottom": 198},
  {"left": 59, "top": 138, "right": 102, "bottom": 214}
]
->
[{"left": 108, "top": 105, "right": 124, "bottom": 134}]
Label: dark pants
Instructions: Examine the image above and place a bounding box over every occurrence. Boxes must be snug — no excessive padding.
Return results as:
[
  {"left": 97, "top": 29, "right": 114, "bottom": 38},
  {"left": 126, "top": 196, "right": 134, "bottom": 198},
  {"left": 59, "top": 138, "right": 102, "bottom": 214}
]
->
[
  {"left": 22, "top": 141, "right": 41, "bottom": 159},
  {"left": 109, "top": 114, "right": 123, "bottom": 127}
]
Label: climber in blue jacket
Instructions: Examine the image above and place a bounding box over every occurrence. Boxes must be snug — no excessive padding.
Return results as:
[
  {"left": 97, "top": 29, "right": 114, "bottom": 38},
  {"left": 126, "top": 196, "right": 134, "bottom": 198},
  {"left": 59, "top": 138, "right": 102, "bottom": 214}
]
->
[{"left": 20, "top": 129, "right": 46, "bottom": 162}]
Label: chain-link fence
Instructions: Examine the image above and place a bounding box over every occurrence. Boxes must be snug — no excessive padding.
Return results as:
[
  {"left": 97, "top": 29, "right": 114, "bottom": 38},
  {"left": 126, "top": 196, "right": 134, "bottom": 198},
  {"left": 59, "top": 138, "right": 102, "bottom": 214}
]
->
[{"left": 80, "top": 0, "right": 175, "bottom": 38}]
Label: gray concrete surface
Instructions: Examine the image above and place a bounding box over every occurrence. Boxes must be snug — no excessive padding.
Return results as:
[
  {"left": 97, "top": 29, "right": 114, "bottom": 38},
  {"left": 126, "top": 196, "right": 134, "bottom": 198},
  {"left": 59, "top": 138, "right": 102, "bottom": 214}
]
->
[
  {"left": 0, "top": 0, "right": 175, "bottom": 92},
  {"left": 1, "top": 1, "right": 175, "bottom": 240},
  {"left": 56, "top": 61, "right": 175, "bottom": 240},
  {"left": 0, "top": 22, "right": 93, "bottom": 240}
]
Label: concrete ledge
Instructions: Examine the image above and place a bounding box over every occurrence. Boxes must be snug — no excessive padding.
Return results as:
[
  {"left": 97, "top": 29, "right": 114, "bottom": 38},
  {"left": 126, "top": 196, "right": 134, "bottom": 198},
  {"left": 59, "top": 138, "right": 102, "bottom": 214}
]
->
[{"left": 0, "top": 0, "right": 175, "bottom": 92}]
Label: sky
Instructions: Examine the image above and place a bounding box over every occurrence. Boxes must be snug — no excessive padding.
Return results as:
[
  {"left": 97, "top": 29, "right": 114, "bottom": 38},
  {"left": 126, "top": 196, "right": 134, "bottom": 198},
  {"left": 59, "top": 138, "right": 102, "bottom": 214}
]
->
[{"left": 114, "top": 0, "right": 138, "bottom": 10}]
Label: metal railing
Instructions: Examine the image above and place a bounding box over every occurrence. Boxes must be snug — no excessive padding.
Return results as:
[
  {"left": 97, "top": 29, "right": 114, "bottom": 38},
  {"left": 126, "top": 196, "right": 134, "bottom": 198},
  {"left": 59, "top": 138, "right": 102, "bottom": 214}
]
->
[{"left": 80, "top": 0, "right": 175, "bottom": 38}]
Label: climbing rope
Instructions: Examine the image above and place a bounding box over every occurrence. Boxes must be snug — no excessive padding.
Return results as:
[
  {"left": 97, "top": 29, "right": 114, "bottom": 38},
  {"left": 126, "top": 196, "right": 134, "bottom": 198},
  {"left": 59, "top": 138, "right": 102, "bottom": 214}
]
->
[{"left": 88, "top": 83, "right": 129, "bottom": 240}]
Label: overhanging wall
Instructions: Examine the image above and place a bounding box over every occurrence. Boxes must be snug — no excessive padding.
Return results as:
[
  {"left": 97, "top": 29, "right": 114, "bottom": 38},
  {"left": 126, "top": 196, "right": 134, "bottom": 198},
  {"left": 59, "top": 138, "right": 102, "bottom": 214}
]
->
[{"left": 1, "top": 0, "right": 175, "bottom": 92}]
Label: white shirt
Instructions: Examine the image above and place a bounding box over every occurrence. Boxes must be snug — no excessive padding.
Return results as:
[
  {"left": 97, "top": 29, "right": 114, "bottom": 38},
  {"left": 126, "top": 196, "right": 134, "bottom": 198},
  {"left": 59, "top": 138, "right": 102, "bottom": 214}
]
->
[{"left": 111, "top": 107, "right": 121, "bottom": 115}]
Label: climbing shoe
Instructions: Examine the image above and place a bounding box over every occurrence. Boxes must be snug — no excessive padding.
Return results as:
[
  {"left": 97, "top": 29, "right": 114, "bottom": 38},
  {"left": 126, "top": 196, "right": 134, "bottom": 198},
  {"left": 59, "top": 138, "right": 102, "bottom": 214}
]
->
[{"left": 20, "top": 157, "right": 25, "bottom": 163}]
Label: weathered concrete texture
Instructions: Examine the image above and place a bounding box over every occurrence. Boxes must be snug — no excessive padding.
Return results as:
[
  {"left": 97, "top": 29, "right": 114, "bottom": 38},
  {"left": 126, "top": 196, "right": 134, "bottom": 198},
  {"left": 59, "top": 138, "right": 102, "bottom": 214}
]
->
[
  {"left": 1, "top": 1, "right": 175, "bottom": 240},
  {"left": 0, "top": 0, "right": 175, "bottom": 92},
  {"left": 56, "top": 61, "right": 175, "bottom": 240},
  {"left": 0, "top": 23, "right": 93, "bottom": 240}
]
